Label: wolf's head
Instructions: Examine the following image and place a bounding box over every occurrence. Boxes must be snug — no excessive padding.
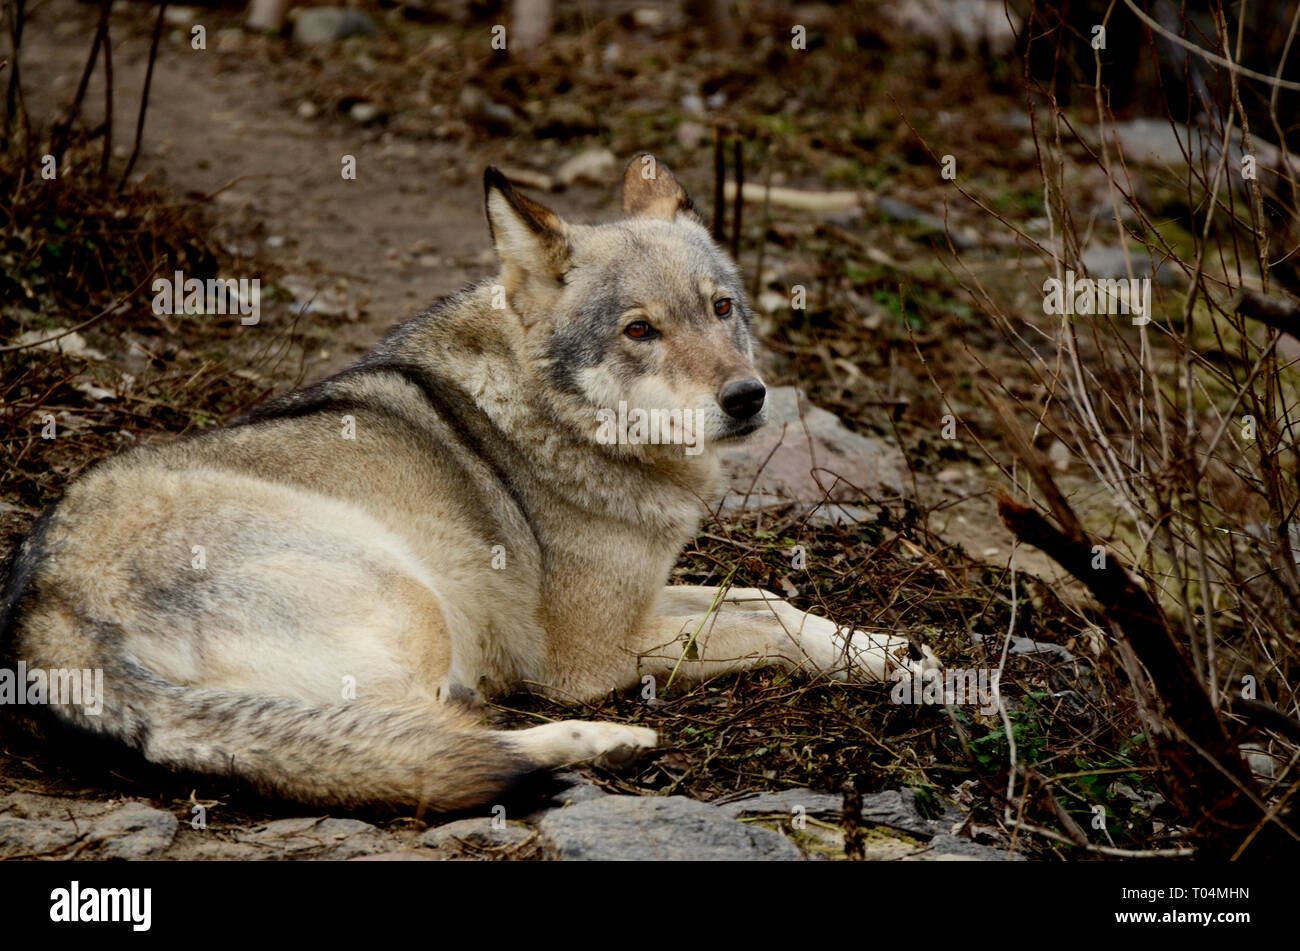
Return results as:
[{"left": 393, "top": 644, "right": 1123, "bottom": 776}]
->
[{"left": 484, "top": 154, "right": 765, "bottom": 457}]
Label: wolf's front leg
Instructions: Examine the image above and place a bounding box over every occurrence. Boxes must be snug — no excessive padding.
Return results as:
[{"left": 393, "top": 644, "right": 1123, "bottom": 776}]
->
[{"left": 624, "top": 585, "right": 938, "bottom": 690}]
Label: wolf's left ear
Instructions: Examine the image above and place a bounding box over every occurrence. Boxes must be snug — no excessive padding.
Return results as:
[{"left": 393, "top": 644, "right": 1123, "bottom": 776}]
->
[
  {"left": 622, "top": 153, "right": 704, "bottom": 224},
  {"left": 484, "top": 167, "right": 570, "bottom": 282}
]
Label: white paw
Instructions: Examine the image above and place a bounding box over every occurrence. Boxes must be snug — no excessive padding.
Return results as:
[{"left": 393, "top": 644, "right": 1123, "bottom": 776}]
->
[
  {"left": 587, "top": 723, "right": 659, "bottom": 768},
  {"left": 512, "top": 720, "right": 657, "bottom": 768},
  {"left": 804, "top": 628, "right": 941, "bottom": 682}
]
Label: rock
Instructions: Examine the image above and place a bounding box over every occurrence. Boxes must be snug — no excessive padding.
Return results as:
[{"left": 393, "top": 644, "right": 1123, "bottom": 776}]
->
[
  {"left": 74, "top": 380, "right": 117, "bottom": 402},
  {"left": 548, "top": 771, "right": 610, "bottom": 805},
  {"left": 1047, "top": 440, "right": 1070, "bottom": 472},
  {"left": 539, "top": 796, "right": 802, "bottom": 860},
  {"left": 714, "top": 789, "right": 844, "bottom": 820},
  {"left": 16, "top": 329, "right": 108, "bottom": 360},
  {"left": 348, "top": 101, "right": 382, "bottom": 125},
  {"left": 163, "top": 6, "right": 198, "bottom": 26},
  {"left": 555, "top": 148, "right": 617, "bottom": 188},
  {"left": 631, "top": 8, "right": 665, "bottom": 29},
  {"left": 1080, "top": 244, "right": 1178, "bottom": 287},
  {"left": 292, "top": 8, "right": 377, "bottom": 45},
  {"left": 859, "top": 789, "right": 941, "bottom": 835},
  {"left": 679, "top": 93, "right": 706, "bottom": 115},
  {"left": 179, "top": 841, "right": 266, "bottom": 861},
  {"left": 873, "top": 196, "right": 980, "bottom": 249},
  {"left": 1088, "top": 118, "right": 1298, "bottom": 183},
  {"left": 418, "top": 817, "right": 534, "bottom": 851},
  {"left": 238, "top": 817, "right": 392, "bottom": 860},
  {"left": 246, "top": 0, "right": 289, "bottom": 32},
  {"left": 711, "top": 787, "right": 1020, "bottom": 860},
  {"left": 458, "top": 85, "right": 520, "bottom": 134},
  {"left": 0, "top": 802, "right": 178, "bottom": 860},
  {"left": 1007, "top": 634, "right": 1075, "bottom": 661},
  {"left": 717, "top": 787, "right": 958, "bottom": 836},
  {"left": 908, "top": 833, "right": 1022, "bottom": 861},
  {"left": 349, "top": 851, "right": 440, "bottom": 861},
  {"left": 880, "top": 0, "right": 1020, "bottom": 57},
  {"left": 0, "top": 817, "right": 81, "bottom": 859},
  {"left": 718, "top": 386, "right": 910, "bottom": 503},
  {"left": 756, "top": 290, "right": 788, "bottom": 314},
  {"left": 1240, "top": 742, "right": 1280, "bottom": 781},
  {"left": 86, "top": 803, "right": 178, "bottom": 860}
]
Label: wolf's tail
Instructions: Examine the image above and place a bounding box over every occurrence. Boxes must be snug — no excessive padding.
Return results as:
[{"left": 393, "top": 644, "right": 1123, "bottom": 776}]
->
[{"left": 49, "top": 657, "right": 538, "bottom": 812}]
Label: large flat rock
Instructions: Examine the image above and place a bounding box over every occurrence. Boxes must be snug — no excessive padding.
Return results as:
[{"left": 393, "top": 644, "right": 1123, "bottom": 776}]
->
[
  {"left": 719, "top": 387, "right": 909, "bottom": 508},
  {"left": 538, "top": 795, "right": 802, "bottom": 861}
]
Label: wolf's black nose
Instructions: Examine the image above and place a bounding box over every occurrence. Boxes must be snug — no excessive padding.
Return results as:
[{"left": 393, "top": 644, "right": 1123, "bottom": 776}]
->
[{"left": 719, "top": 378, "right": 766, "bottom": 420}]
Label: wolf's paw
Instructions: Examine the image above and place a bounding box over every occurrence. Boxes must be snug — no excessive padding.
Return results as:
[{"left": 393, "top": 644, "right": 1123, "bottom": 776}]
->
[
  {"left": 895, "top": 638, "right": 942, "bottom": 679},
  {"left": 586, "top": 723, "right": 659, "bottom": 768},
  {"left": 510, "top": 720, "right": 657, "bottom": 769},
  {"left": 806, "top": 628, "right": 941, "bottom": 682}
]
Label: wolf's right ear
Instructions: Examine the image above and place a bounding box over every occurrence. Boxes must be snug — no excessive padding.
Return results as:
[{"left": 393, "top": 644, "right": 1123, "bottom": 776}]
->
[
  {"left": 484, "top": 167, "right": 570, "bottom": 283},
  {"left": 622, "top": 153, "right": 704, "bottom": 224}
]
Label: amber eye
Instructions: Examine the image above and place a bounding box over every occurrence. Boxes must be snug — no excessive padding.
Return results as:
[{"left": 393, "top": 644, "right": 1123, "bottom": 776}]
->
[
  {"left": 713, "top": 298, "right": 733, "bottom": 318},
  {"left": 625, "top": 320, "right": 658, "bottom": 340}
]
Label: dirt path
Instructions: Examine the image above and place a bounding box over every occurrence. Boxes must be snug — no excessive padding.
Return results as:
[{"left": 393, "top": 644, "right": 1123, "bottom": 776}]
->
[{"left": 20, "top": 2, "right": 611, "bottom": 378}]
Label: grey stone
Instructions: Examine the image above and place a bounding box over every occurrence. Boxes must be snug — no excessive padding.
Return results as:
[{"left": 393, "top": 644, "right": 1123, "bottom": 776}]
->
[
  {"left": 1008, "top": 634, "right": 1075, "bottom": 661},
  {"left": 458, "top": 85, "right": 520, "bottom": 134},
  {"left": 239, "top": 816, "right": 392, "bottom": 860},
  {"left": 539, "top": 795, "right": 802, "bottom": 861},
  {"left": 348, "top": 101, "right": 382, "bottom": 125},
  {"left": 293, "top": 8, "right": 376, "bottom": 45},
  {"left": 418, "top": 817, "right": 533, "bottom": 851},
  {"left": 719, "top": 387, "right": 909, "bottom": 502},
  {"left": 349, "top": 850, "right": 440, "bottom": 861},
  {"left": 875, "top": 197, "right": 979, "bottom": 249},
  {"left": 1081, "top": 245, "right": 1179, "bottom": 287},
  {"left": 0, "top": 816, "right": 81, "bottom": 859},
  {"left": 880, "top": 0, "right": 1020, "bottom": 57},
  {"left": 860, "top": 789, "right": 938, "bottom": 835},
  {"left": 88, "top": 803, "right": 179, "bottom": 860},
  {"left": 555, "top": 149, "right": 617, "bottom": 188},
  {"left": 713, "top": 789, "right": 844, "bottom": 820},
  {"left": 1089, "top": 118, "right": 1299, "bottom": 184},
  {"left": 0, "top": 802, "right": 178, "bottom": 860},
  {"left": 716, "top": 788, "right": 958, "bottom": 837},
  {"left": 907, "top": 833, "right": 1023, "bottom": 861},
  {"left": 549, "top": 771, "right": 610, "bottom": 805},
  {"left": 178, "top": 841, "right": 266, "bottom": 861}
]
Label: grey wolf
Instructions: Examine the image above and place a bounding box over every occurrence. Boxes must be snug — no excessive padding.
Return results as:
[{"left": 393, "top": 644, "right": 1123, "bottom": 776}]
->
[{"left": 0, "top": 155, "right": 934, "bottom": 811}]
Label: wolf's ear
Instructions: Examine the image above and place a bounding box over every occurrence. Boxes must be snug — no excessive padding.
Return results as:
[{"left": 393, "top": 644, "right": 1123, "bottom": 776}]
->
[
  {"left": 484, "top": 167, "right": 570, "bottom": 282},
  {"left": 622, "top": 153, "right": 703, "bottom": 223}
]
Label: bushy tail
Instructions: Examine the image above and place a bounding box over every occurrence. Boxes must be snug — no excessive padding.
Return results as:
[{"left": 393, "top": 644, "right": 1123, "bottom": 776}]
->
[{"left": 64, "top": 659, "right": 537, "bottom": 812}]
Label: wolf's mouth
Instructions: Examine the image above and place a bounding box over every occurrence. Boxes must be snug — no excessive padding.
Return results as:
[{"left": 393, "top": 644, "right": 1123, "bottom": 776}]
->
[{"left": 717, "top": 418, "right": 763, "bottom": 441}]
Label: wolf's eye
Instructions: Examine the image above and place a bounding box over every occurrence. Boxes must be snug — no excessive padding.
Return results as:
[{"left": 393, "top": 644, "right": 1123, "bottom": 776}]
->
[
  {"left": 625, "top": 320, "right": 658, "bottom": 340},
  {"left": 713, "top": 298, "right": 733, "bottom": 318}
]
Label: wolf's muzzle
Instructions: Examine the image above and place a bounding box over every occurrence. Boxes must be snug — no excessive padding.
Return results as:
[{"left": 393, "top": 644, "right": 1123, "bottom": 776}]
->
[{"left": 719, "top": 378, "right": 766, "bottom": 421}]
